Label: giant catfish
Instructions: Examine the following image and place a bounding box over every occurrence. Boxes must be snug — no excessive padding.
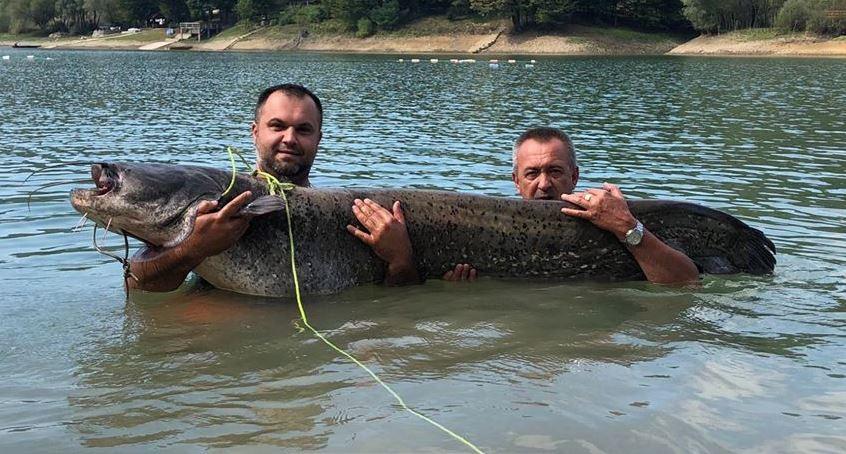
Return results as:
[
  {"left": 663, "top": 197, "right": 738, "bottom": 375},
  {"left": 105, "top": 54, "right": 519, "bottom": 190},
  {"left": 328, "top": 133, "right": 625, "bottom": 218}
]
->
[{"left": 70, "top": 162, "right": 776, "bottom": 296}]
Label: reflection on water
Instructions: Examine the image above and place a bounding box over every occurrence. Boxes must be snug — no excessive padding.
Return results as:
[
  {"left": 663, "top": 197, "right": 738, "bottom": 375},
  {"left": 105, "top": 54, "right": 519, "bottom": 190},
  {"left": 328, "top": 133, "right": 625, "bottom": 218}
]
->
[
  {"left": 1, "top": 50, "right": 845, "bottom": 452},
  {"left": 68, "top": 281, "right": 693, "bottom": 449}
]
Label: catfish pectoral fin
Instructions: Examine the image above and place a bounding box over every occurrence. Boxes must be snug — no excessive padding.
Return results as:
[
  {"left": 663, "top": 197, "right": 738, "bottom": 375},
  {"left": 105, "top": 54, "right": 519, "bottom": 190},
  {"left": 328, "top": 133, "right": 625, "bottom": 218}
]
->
[{"left": 239, "top": 195, "right": 287, "bottom": 217}]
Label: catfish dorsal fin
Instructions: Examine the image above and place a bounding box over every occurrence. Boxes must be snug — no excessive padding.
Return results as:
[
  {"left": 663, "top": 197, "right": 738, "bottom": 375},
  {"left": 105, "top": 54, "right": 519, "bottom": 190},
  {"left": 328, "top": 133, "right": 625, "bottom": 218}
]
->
[{"left": 239, "top": 195, "right": 286, "bottom": 217}]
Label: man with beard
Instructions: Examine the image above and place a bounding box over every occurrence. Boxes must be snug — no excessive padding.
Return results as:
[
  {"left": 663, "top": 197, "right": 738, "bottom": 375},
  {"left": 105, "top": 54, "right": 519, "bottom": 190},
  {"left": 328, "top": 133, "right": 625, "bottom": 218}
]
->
[{"left": 128, "top": 84, "right": 418, "bottom": 291}]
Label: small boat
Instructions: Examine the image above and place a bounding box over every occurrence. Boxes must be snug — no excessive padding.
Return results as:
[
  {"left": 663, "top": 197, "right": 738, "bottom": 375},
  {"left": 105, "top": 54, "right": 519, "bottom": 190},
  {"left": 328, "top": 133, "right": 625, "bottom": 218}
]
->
[{"left": 12, "top": 42, "right": 41, "bottom": 49}]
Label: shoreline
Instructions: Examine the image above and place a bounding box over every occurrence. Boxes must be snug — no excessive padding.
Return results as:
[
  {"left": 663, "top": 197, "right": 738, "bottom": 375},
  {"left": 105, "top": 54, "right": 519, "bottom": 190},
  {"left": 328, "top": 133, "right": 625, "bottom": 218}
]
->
[
  {"left": 2, "top": 28, "right": 844, "bottom": 57},
  {"left": 668, "top": 32, "right": 846, "bottom": 56}
]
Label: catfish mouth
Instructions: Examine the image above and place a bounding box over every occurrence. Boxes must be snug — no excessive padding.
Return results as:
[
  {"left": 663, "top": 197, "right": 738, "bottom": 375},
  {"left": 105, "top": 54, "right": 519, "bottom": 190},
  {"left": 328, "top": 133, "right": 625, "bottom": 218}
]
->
[{"left": 91, "top": 163, "right": 117, "bottom": 196}]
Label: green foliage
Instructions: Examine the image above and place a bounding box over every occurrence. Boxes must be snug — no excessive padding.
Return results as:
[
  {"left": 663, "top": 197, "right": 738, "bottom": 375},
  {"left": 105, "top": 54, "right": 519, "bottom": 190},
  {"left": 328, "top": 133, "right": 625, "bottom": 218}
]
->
[
  {"left": 534, "top": 0, "right": 577, "bottom": 26},
  {"left": 775, "top": 0, "right": 845, "bottom": 34},
  {"left": 279, "top": 3, "right": 326, "bottom": 26},
  {"left": 4, "top": 0, "right": 838, "bottom": 39},
  {"left": 29, "top": 0, "right": 56, "bottom": 30},
  {"left": 355, "top": 15, "right": 374, "bottom": 36},
  {"left": 447, "top": 0, "right": 473, "bottom": 19},
  {"left": 371, "top": 0, "right": 400, "bottom": 28},
  {"left": 682, "top": 0, "right": 786, "bottom": 33},
  {"left": 236, "top": 0, "right": 272, "bottom": 21},
  {"left": 117, "top": 0, "right": 157, "bottom": 26},
  {"left": 235, "top": 0, "right": 255, "bottom": 21},
  {"left": 775, "top": 0, "right": 812, "bottom": 30},
  {"left": 158, "top": 0, "right": 190, "bottom": 23},
  {"left": 613, "top": 0, "right": 688, "bottom": 30},
  {"left": 325, "top": 0, "right": 372, "bottom": 28}
]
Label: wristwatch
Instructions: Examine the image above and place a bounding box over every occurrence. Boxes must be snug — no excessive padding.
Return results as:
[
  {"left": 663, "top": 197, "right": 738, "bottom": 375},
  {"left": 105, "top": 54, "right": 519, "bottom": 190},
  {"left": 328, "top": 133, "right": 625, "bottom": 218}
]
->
[{"left": 624, "top": 220, "right": 644, "bottom": 246}]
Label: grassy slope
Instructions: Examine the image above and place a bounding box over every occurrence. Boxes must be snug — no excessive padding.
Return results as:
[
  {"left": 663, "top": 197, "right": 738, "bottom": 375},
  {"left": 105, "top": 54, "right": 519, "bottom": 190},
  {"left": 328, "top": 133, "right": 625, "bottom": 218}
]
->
[
  {"left": 205, "top": 22, "right": 256, "bottom": 41},
  {"left": 106, "top": 28, "right": 167, "bottom": 42},
  {"left": 235, "top": 16, "right": 682, "bottom": 44},
  {"left": 728, "top": 28, "right": 808, "bottom": 41}
]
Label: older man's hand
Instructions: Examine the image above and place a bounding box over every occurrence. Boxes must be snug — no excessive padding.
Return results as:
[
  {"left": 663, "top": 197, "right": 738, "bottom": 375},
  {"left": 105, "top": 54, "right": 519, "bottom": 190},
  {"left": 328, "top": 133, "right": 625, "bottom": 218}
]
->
[{"left": 560, "top": 183, "right": 637, "bottom": 240}]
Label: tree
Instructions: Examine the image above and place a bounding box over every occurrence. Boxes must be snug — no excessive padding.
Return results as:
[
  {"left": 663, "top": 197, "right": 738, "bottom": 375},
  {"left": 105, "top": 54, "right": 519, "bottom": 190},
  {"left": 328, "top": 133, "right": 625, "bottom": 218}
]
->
[
  {"left": 371, "top": 0, "right": 400, "bottom": 28},
  {"left": 28, "top": 0, "right": 56, "bottom": 29},
  {"left": 682, "top": 0, "right": 785, "bottom": 33},
  {"left": 117, "top": 0, "right": 158, "bottom": 26},
  {"left": 469, "top": 0, "right": 578, "bottom": 30},
  {"left": 236, "top": 0, "right": 272, "bottom": 21},
  {"left": 159, "top": 0, "right": 190, "bottom": 22},
  {"left": 324, "top": 0, "right": 374, "bottom": 28}
]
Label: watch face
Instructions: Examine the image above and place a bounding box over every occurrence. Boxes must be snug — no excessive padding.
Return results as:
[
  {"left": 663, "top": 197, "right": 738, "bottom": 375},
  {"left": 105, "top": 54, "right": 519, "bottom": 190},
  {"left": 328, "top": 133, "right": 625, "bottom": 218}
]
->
[{"left": 626, "top": 222, "right": 644, "bottom": 246}]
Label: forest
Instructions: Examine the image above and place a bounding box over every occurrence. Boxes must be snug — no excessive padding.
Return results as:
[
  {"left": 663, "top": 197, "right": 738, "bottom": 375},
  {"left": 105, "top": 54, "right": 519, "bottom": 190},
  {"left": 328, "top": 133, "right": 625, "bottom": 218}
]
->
[{"left": 1, "top": 0, "right": 844, "bottom": 38}]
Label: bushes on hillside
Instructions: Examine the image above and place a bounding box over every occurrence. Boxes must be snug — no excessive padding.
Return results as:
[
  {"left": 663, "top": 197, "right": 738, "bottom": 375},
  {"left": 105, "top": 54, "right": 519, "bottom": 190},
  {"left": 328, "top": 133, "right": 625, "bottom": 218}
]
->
[
  {"left": 279, "top": 3, "right": 327, "bottom": 26},
  {"left": 682, "top": 0, "right": 845, "bottom": 34},
  {"left": 355, "top": 16, "right": 374, "bottom": 37},
  {"left": 681, "top": 0, "right": 785, "bottom": 33},
  {"left": 370, "top": 0, "right": 401, "bottom": 29},
  {"left": 775, "top": 0, "right": 846, "bottom": 34}
]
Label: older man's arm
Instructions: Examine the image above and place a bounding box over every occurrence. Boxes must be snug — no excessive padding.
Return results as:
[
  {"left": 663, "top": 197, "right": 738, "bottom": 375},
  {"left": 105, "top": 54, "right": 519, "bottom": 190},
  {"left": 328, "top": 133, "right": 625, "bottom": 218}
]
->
[
  {"left": 561, "top": 183, "right": 699, "bottom": 285},
  {"left": 128, "top": 192, "right": 254, "bottom": 292}
]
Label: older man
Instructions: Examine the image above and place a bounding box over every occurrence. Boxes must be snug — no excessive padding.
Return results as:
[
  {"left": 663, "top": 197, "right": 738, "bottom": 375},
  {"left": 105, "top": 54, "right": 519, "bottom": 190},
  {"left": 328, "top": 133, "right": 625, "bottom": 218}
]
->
[
  {"left": 411, "top": 127, "right": 699, "bottom": 284},
  {"left": 505, "top": 127, "right": 699, "bottom": 284}
]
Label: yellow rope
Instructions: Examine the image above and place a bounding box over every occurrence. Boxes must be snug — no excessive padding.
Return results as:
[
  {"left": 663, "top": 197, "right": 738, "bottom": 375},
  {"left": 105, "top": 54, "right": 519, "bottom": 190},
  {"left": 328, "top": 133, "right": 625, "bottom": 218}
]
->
[
  {"left": 221, "top": 146, "right": 237, "bottom": 197},
  {"left": 226, "top": 147, "right": 484, "bottom": 454}
]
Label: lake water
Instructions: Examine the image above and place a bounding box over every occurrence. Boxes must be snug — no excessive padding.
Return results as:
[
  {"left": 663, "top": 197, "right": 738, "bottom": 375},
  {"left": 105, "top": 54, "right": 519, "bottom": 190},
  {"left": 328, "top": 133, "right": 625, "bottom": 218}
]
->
[{"left": 1, "top": 49, "right": 845, "bottom": 452}]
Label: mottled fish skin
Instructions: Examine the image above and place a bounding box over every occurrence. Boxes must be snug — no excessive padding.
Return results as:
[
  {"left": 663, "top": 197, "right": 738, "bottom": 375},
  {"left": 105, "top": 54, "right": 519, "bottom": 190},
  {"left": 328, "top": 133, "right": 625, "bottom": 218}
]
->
[{"left": 71, "top": 163, "right": 776, "bottom": 297}]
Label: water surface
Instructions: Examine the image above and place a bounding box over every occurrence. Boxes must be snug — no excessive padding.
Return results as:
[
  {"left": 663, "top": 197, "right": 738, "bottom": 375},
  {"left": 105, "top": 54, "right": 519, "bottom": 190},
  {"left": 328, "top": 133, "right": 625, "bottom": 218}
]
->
[{"left": 1, "top": 49, "right": 845, "bottom": 452}]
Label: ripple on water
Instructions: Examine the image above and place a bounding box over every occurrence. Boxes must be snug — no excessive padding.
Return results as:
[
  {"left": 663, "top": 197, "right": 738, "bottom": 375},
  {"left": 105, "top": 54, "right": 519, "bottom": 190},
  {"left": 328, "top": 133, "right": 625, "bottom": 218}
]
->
[{"left": 0, "top": 52, "right": 845, "bottom": 452}]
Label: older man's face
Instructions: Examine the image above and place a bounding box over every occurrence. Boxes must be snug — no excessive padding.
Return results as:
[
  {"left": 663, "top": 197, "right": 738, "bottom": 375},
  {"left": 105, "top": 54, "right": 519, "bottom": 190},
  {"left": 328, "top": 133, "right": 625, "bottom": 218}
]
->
[
  {"left": 512, "top": 138, "right": 579, "bottom": 200},
  {"left": 251, "top": 91, "right": 322, "bottom": 185}
]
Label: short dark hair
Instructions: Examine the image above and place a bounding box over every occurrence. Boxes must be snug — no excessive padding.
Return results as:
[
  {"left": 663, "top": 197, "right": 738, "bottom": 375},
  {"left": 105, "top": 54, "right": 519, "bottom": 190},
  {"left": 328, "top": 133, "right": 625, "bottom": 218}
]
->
[
  {"left": 513, "top": 127, "right": 577, "bottom": 171},
  {"left": 254, "top": 84, "right": 323, "bottom": 127}
]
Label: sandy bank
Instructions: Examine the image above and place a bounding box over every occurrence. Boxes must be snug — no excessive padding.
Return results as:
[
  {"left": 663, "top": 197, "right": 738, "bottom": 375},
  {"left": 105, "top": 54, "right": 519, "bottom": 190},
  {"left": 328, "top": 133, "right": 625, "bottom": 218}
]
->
[
  {"left": 669, "top": 33, "right": 846, "bottom": 56},
  {"left": 225, "top": 32, "right": 504, "bottom": 53},
  {"left": 217, "top": 24, "right": 682, "bottom": 55},
  {"left": 6, "top": 24, "right": 843, "bottom": 56}
]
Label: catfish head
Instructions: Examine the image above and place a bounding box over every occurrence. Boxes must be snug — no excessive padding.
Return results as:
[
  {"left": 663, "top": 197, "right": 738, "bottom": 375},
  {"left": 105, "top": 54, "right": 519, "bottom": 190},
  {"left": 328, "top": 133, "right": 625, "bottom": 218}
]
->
[{"left": 71, "top": 162, "right": 234, "bottom": 248}]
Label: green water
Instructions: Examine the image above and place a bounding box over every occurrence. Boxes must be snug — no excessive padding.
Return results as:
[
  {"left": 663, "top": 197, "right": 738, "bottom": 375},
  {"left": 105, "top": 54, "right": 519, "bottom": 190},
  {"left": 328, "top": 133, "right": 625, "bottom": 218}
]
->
[{"left": 1, "top": 49, "right": 844, "bottom": 452}]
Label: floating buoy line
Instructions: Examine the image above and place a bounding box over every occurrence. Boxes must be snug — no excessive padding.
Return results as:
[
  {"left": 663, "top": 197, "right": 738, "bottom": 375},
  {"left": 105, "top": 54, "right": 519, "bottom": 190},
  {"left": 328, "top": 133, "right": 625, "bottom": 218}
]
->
[
  {"left": 1, "top": 55, "right": 54, "bottom": 61},
  {"left": 398, "top": 57, "right": 537, "bottom": 67},
  {"left": 222, "top": 147, "right": 485, "bottom": 454}
]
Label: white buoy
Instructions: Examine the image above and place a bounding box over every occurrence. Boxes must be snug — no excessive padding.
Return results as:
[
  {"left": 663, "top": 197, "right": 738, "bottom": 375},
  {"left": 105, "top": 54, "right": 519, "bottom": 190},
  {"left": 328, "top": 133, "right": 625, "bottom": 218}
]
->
[
  {"left": 430, "top": 58, "right": 438, "bottom": 63},
  {"left": 525, "top": 64, "right": 534, "bottom": 69},
  {"left": 489, "top": 59, "right": 499, "bottom": 63},
  {"left": 398, "top": 58, "right": 404, "bottom": 62},
  {"left": 489, "top": 63, "right": 499, "bottom": 69},
  {"left": 460, "top": 59, "right": 476, "bottom": 63},
  {"left": 410, "top": 58, "right": 420, "bottom": 63},
  {"left": 450, "top": 59, "right": 459, "bottom": 63},
  {"left": 26, "top": 55, "right": 35, "bottom": 59},
  {"left": 507, "top": 59, "right": 516, "bottom": 63},
  {"left": 1, "top": 55, "right": 9, "bottom": 60},
  {"left": 530, "top": 59, "right": 537, "bottom": 63}
]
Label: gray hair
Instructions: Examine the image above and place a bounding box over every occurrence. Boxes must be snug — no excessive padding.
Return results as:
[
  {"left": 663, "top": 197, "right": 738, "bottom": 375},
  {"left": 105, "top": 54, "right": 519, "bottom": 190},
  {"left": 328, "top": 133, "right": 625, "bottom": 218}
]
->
[{"left": 512, "top": 127, "right": 578, "bottom": 172}]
